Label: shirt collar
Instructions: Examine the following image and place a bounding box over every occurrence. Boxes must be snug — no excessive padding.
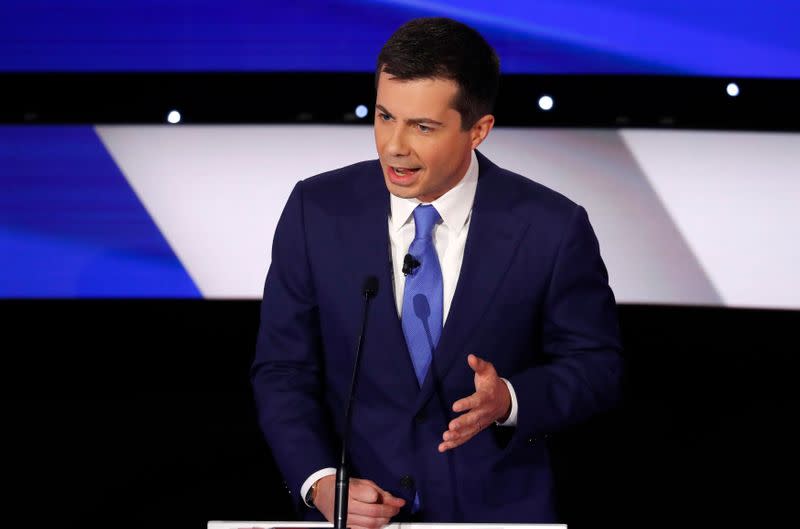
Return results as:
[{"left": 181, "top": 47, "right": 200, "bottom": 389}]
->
[{"left": 389, "top": 149, "right": 479, "bottom": 234}]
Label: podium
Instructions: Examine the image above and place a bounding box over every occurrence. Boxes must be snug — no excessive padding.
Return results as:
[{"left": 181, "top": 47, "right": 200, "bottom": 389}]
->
[{"left": 208, "top": 522, "right": 566, "bottom": 529}]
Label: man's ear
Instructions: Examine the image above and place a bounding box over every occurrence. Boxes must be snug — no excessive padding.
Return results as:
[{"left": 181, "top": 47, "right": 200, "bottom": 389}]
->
[{"left": 470, "top": 114, "right": 495, "bottom": 149}]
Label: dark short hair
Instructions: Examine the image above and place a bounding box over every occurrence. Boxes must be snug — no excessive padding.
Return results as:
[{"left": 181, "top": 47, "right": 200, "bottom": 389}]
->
[{"left": 376, "top": 17, "right": 500, "bottom": 130}]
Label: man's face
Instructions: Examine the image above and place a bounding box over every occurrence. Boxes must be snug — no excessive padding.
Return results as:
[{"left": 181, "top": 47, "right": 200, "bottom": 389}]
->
[{"left": 374, "top": 71, "right": 479, "bottom": 203}]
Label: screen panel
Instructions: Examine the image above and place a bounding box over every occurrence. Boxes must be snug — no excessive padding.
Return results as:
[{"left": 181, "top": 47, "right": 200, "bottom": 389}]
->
[
  {"left": 2, "top": 124, "right": 798, "bottom": 308},
  {"left": 0, "top": 125, "right": 201, "bottom": 297},
  {"left": 1, "top": 0, "right": 798, "bottom": 77}
]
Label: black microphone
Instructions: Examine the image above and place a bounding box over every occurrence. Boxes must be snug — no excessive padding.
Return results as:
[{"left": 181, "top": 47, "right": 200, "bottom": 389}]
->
[
  {"left": 402, "top": 253, "right": 421, "bottom": 276},
  {"left": 334, "top": 275, "right": 379, "bottom": 529}
]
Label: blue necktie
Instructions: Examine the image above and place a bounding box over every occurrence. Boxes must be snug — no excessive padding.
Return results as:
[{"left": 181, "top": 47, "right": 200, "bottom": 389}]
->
[
  {"left": 401, "top": 204, "right": 442, "bottom": 515},
  {"left": 401, "top": 204, "right": 443, "bottom": 386}
]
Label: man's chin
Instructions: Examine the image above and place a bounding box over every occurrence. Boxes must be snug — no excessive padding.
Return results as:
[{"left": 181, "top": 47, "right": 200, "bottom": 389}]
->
[{"left": 384, "top": 178, "right": 419, "bottom": 199}]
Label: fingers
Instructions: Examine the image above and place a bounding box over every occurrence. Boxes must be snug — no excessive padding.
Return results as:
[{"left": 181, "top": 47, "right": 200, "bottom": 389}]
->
[
  {"left": 448, "top": 409, "right": 483, "bottom": 432},
  {"left": 349, "top": 479, "right": 405, "bottom": 519},
  {"left": 452, "top": 392, "right": 480, "bottom": 413},
  {"left": 439, "top": 429, "right": 477, "bottom": 452},
  {"left": 380, "top": 494, "right": 407, "bottom": 508},
  {"left": 349, "top": 498, "right": 403, "bottom": 519},
  {"left": 315, "top": 477, "right": 403, "bottom": 527},
  {"left": 439, "top": 354, "right": 505, "bottom": 453},
  {"left": 346, "top": 514, "right": 392, "bottom": 529},
  {"left": 440, "top": 419, "right": 482, "bottom": 450},
  {"left": 349, "top": 479, "right": 381, "bottom": 503},
  {"left": 439, "top": 409, "right": 487, "bottom": 452},
  {"left": 353, "top": 479, "right": 406, "bottom": 507}
]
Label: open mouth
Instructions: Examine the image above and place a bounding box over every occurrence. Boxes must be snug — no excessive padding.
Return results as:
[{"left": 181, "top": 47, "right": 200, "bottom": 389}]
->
[{"left": 391, "top": 166, "right": 421, "bottom": 176}]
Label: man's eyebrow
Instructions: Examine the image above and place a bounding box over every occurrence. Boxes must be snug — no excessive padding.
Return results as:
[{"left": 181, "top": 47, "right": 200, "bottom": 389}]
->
[
  {"left": 375, "top": 105, "right": 443, "bottom": 126},
  {"left": 407, "top": 117, "right": 444, "bottom": 126}
]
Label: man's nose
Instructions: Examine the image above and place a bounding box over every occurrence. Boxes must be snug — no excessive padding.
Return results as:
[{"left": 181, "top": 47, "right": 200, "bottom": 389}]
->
[{"left": 385, "top": 126, "right": 411, "bottom": 157}]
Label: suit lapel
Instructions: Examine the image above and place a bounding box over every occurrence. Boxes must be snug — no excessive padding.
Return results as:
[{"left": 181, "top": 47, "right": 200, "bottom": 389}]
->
[
  {"left": 336, "top": 162, "right": 420, "bottom": 395},
  {"left": 414, "top": 153, "right": 531, "bottom": 413}
]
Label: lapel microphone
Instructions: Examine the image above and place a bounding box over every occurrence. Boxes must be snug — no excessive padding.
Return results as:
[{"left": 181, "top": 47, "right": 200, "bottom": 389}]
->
[
  {"left": 334, "top": 275, "right": 379, "bottom": 529},
  {"left": 402, "top": 254, "right": 421, "bottom": 276}
]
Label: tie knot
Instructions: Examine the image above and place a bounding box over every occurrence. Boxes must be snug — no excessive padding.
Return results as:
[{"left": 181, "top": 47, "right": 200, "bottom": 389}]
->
[{"left": 412, "top": 205, "right": 440, "bottom": 240}]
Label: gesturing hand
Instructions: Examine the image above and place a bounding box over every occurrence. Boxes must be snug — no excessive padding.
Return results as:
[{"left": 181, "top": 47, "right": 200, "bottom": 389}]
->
[
  {"left": 438, "top": 354, "right": 511, "bottom": 452},
  {"left": 313, "top": 475, "right": 406, "bottom": 529}
]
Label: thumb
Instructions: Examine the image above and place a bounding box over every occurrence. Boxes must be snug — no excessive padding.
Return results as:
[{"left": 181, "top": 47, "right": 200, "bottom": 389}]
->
[
  {"left": 380, "top": 491, "right": 406, "bottom": 507},
  {"left": 468, "top": 354, "right": 491, "bottom": 375}
]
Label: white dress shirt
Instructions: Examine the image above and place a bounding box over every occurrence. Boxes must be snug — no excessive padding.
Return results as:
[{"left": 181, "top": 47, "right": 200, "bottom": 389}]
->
[{"left": 301, "top": 150, "right": 518, "bottom": 506}]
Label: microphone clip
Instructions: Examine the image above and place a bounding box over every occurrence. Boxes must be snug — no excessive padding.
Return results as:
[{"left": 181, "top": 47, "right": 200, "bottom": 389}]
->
[{"left": 402, "top": 254, "right": 421, "bottom": 276}]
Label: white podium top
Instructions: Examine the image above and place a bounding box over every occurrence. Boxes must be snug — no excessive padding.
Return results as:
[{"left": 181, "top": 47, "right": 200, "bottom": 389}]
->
[{"left": 208, "top": 522, "right": 566, "bottom": 529}]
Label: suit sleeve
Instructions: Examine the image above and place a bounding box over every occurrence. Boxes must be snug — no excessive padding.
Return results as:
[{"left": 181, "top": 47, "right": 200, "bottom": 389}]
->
[
  {"left": 251, "top": 180, "right": 337, "bottom": 511},
  {"left": 508, "top": 204, "right": 624, "bottom": 439}
]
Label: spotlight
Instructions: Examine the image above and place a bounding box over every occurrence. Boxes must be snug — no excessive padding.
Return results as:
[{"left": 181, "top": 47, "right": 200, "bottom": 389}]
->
[
  {"left": 355, "top": 105, "right": 368, "bottom": 119},
  {"left": 167, "top": 110, "right": 181, "bottom": 124},
  {"left": 726, "top": 83, "right": 740, "bottom": 97},
  {"left": 538, "top": 95, "right": 554, "bottom": 111}
]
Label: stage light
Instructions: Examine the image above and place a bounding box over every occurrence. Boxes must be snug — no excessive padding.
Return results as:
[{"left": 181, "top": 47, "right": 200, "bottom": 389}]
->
[
  {"left": 355, "top": 105, "right": 368, "bottom": 119},
  {"left": 726, "top": 83, "right": 740, "bottom": 97},
  {"left": 167, "top": 110, "right": 181, "bottom": 124},
  {"left": 538, "top": 95, "right": 554, "bottom": 111}
]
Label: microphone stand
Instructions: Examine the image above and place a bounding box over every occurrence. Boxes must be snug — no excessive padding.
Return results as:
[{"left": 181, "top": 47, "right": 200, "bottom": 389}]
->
[{"left": 334, "top": 276, "right": 378, "bottom": 529}]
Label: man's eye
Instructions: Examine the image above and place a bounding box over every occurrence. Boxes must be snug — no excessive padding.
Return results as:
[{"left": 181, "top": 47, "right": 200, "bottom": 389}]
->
[
  {"left": 418, "top": 124, "right": 432, "bottom": 133},
  {"left": 379, "top": 113, "right": 391, "bottom": 121}
]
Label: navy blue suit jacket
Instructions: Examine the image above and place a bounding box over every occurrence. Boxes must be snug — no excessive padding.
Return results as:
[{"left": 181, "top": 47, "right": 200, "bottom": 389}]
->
[{"left": 252, "top": 152, "right": 623, "bottom": 522}]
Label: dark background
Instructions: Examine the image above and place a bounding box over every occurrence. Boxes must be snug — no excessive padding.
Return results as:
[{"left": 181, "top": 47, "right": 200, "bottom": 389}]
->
[
  {"left": 2, "top": 73, "right": 799, "bottom": 131},
  {"left": 3, "top": 300, "right": 798, "bottom": 528}
]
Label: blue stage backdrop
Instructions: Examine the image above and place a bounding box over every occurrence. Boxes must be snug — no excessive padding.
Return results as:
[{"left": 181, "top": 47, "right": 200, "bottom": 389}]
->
[
  {"left": 2, "top": 125, "right": 799, "bottom": 306},
  {"left": 0, "top": 0, "right": 798, "bottom": 77},
  {"left": 0, "top": 126, "right": 201, "bottom": 298}
]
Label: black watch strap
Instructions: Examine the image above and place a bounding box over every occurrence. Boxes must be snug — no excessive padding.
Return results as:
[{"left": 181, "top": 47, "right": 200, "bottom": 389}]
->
[{"left": 305, "top": 482, "right": 317, "bottom": 509}]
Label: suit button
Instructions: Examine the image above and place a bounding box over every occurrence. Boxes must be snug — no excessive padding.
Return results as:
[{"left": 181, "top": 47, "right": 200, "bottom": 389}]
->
[
  {"left": 415, "top": 411, "right": 427, "bottom": 423},
  {"left": 399, "top": 475, "right": 415, "bottom": 489}
]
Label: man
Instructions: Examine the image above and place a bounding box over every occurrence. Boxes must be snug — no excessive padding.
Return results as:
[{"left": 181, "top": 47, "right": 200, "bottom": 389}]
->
[{"left": 252, "top": 17, "right": 623, "bottom": 526}]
